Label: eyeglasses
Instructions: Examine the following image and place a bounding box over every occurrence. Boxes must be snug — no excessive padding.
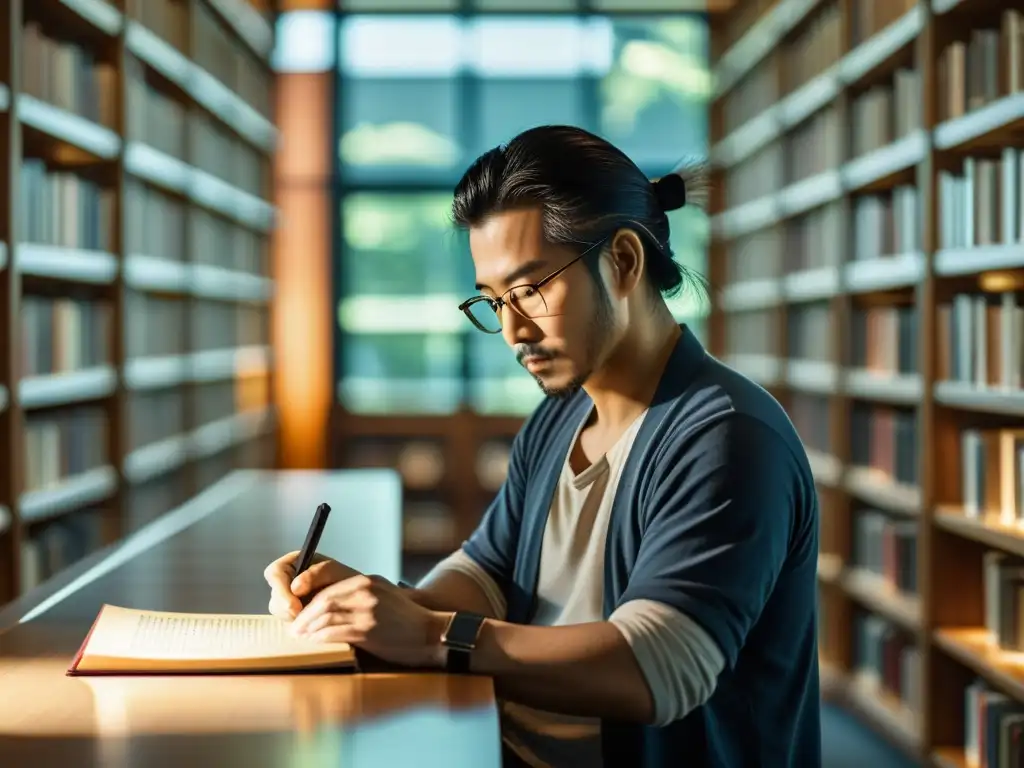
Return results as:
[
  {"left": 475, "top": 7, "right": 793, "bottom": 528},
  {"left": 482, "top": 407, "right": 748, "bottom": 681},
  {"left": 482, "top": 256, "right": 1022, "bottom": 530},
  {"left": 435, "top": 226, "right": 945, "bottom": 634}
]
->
[{"left": 458, "top": 239, "right": 606, "bottom": 334}]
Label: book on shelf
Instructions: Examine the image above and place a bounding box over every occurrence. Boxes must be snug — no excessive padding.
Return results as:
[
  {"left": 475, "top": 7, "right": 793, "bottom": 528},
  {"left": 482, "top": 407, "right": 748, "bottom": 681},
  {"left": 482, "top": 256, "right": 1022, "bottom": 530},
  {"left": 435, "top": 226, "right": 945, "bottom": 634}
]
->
[
  {"left": 983, "top": 551, "right": 1024, "bottom": 652},
  {"left": 68, "top": 605, "right": 357, "bottom": 676},
  {"left": 788, "top": 393, "right": 831, "bottom": 457},
  {"left": 784, "top": 203, "right": 843, "bottom": 272},
  {"left": 965, "top": 680, "right": 1024, "bottom": 768},
  {"left": 940, "top": 154, "right": 1024, "bottom": 249},
  {"left": 21, "top": 295, "right": 112, "bottom": 377},
  {"left": 852, "top": 508, "right": 918, "bottom": 595},
  {"left": 20, "top": 158, "right": 116, "bottom": 251},
  {"left": 24, "top": 407, "right": 109, "bottom": 494},
  {"left": 849, "top": 0, "right": 916, "bottom": 48},
  {"left": 853, "top": 611, "right": 919, "bottom": 713},
  {"left": 937, "top": 11, "right": 1024, "bottom": 125},
  {"left": 850, "top": 403, "right": 918, "bottom": 487},
  {"left": 961, "top": 428, "right": 1024, "bottom": 521},
  {"left": 21, "top": 21, "right": 117, "bottom": 128},
  {"left": 852, "top": 186, "right": 919, "bottom": 260},
  {"left": 783, "top": 2, "right": 841, "bottom": 92},
  {"left": 850, "top": 68, "right": 921, "bottom": 157},
  {"left": 850, "top": 305, "right": 917, "bottom": 377},
  {"left": 939, "top": 293, "right": 1024, "bottom": 389},
  {"left": 787, "top": 303, "right": 832, "bottom": 364},
  {"left": 20, "top": 509, "right": 105, "bottom": 593},
  {"left": 727, "top": 228, "right": 783, "bottom": 284}
]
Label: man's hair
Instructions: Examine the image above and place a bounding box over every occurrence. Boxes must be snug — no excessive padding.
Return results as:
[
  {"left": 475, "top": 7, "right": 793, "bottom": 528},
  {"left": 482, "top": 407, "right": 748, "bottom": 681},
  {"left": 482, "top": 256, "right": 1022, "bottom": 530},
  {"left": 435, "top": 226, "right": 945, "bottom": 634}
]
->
[{"left": 451, "top": 125, "right": 708, "bottom": 299}]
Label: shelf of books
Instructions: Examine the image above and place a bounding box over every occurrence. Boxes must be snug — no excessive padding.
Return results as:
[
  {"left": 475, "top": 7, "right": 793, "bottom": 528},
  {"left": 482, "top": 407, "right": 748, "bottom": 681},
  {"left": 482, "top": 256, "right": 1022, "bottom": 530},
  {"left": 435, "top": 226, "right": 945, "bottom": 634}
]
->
[
  {"left": 0, "top": 0, "right": 278, "bottom": 611},
  {"left": 709, "top": 0, "right": 1024, "bottom": 764}
]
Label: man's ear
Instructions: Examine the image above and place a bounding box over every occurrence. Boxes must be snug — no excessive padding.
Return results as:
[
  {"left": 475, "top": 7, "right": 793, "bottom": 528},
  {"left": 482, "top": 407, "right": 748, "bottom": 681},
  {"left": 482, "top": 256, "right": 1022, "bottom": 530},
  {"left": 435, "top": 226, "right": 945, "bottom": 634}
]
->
[{"left": 606, "top": 228, "right": 645, "bottom": 297}]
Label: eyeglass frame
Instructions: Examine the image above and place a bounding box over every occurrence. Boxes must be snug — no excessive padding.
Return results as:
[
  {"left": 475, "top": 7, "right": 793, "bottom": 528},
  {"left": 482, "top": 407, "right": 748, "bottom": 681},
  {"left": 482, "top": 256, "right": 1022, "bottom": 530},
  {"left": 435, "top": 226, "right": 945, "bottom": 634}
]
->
[{"left": 457, "top": 237, "right": 608, "bottom": 334}]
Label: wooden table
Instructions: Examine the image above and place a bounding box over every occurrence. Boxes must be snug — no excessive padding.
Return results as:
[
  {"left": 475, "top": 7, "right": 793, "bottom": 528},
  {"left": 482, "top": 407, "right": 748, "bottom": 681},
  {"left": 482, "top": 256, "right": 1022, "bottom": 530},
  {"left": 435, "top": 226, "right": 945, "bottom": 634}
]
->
[{"left": 0, "top": 469, "right": 501, "bottom": 768}]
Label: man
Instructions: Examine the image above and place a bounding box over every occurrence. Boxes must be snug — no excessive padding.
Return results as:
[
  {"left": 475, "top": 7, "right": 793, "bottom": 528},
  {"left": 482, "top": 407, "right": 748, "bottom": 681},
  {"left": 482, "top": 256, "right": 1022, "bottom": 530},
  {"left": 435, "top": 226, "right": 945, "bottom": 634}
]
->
[{"left": 265, "top": 125, "right": 821, "bottom": 767}]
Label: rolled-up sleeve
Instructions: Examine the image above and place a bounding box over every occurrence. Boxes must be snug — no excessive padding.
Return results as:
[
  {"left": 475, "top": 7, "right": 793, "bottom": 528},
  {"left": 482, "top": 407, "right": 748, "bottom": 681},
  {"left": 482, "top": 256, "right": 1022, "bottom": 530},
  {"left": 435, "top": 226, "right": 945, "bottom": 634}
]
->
[{"left": 617, "top": 415, "right": 796, "bottom": 672}]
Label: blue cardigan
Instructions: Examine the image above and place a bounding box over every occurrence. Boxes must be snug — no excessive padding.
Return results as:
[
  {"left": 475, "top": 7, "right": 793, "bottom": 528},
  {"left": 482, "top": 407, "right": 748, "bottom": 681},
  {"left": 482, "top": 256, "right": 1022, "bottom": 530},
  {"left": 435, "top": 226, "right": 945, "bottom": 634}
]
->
[{"left": 463, "top": 326, "right": 822, "bottom": 767}]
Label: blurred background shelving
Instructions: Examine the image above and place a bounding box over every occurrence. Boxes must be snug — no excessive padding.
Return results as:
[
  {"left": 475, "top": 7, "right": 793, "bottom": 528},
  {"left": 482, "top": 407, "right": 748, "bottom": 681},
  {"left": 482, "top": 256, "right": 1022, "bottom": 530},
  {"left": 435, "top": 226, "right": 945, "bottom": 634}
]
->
[
  {"left": 0, "top": 0, "right": 278, "bottom": 606},
  {"left": 709, "top": 0, "right": 1024, "bottom": 764}
]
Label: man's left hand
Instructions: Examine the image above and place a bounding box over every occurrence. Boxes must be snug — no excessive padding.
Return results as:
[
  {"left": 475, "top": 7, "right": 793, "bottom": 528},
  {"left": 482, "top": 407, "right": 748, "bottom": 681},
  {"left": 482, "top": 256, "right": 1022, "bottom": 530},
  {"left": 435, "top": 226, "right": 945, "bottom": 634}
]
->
[{"left": 290, "top": 574, "right": 450, "bottom": 669}]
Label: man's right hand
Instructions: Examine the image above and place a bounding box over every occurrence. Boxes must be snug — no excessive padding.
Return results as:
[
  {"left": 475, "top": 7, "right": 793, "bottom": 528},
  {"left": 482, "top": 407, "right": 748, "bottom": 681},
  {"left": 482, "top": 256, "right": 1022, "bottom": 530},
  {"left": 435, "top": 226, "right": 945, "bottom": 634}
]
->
[{"left": 264, "top": 551, "right": 362, "bottom": 620}]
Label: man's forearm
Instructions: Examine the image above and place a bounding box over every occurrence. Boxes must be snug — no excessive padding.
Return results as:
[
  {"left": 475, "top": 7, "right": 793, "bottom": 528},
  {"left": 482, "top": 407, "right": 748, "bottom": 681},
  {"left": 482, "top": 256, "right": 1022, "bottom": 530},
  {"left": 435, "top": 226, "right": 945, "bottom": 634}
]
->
[
  {"left": 463, "top": 618, "right": 655, "bottom": 723},
  {"left": 406, "top": 571, "right": 501, "bottom": 617}
]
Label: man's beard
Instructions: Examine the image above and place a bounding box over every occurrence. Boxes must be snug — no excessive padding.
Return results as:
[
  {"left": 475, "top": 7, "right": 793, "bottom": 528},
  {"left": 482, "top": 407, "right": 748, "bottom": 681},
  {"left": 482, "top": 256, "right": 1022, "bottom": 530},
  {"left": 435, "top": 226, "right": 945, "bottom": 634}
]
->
[{"left": 522, "top": 290, "right": 614, "bottom": 399}]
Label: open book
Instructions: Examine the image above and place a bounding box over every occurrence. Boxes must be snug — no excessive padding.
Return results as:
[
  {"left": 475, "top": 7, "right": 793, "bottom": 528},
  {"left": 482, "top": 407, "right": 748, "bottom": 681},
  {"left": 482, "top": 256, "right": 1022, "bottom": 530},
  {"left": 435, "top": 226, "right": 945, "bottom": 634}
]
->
[{"left": 67, "top": 604, "right": 357, "bottom": 676}]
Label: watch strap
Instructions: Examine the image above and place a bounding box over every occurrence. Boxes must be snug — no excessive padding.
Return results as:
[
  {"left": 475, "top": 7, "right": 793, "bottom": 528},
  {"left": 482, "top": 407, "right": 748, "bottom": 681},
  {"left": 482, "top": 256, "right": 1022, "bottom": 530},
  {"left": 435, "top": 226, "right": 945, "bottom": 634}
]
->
[{"left": 441, "top": 611, "right": 486, "bottom": 674}]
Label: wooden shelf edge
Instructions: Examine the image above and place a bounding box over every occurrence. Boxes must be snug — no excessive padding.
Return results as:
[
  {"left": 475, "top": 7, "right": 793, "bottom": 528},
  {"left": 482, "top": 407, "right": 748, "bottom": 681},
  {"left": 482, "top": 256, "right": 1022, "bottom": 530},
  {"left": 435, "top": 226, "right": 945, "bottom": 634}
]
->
[
  {"left": 125, "top": 21, "right": 275, "bottom": 153},
  {"left": 19, "top": 95, "right": 121, "bottom": 159},
  {"left": 56, "top": 0, "right": 122, "bottom": 35},
  {"left": 841, "top": 130, "right": 928, "bottom": 191},
  {"left": 839, "top": 6, "right": 924, "bottom": 87},
  {"left": 124, "top": 434, "right": 191, "bottom": 485},
  {"left": 719, "top": 277, "right": 781, "bottom": 312},
  {"left": 843, "top": 672, "right": 922, "bottom": 756},
  {"left": 934, "top": 91, "right": 1024, "bottom": 151},
  {"left": 203, "top": 0, "right": 274, "bottom": 62},
  {"left": 934, "top": 508, "right": 1024, "bottom": 559},
  {"left": 845, "top": 369, "right": 923, "bottom": 405},
  {"left": 124, "top": 142, "right": 274, "bottom": 232},
  {"left": 19, "top": 366, "right": 117, "bottom": 410},
  {"left": 935, "top": 244, "right": 1024, "bottom": 277},
  {"left": 806, "top": 448, "right": 842, "bottom": 485},
  {"left": 713, "top": 0, "right": 821, "bottom": 97},
  {"left": 931, "top": 747, "right": 967, "bottom": 768},
  {"left": 934, "top": 627, "right": 1024, "bottom": 702},
  {"left": 17, "top": 244, "right": 118, "bottom": 284},
  {"left": 782, "top": 265, "right": 840, "bottom": 302},
  {"left": 19, "top": 465, "right": 118, "bottom": 526},
  {"left": 723, "top": 354, "right": 782, "bottom": 387},
  {"left": 840, "top": 567, "right": 922, "bottom": 631},
  {"left": 786, "top": 359, "right": 838, "bottom": 394},
  {"left": 817, "top": 552, "right": 843, "bottom": 582},
  {"left": 934, "top": 380, "right": 1024, "bottom": 416},
  {"left": 778, "top": 169, "right": 843, "bottom": 219},
  {"left": 844, "top": 466, "right": 921, "bottom": 514},
  {"left": 844, "top": 252, "right": 925, "bottom": 293}
]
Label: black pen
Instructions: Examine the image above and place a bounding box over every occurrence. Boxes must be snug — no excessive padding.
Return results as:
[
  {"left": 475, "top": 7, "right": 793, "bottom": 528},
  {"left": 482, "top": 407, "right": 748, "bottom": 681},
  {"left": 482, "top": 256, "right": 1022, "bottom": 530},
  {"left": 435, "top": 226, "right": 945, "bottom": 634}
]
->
[{"left": 294, "top": 502, "right": 332, "bottom": 579}]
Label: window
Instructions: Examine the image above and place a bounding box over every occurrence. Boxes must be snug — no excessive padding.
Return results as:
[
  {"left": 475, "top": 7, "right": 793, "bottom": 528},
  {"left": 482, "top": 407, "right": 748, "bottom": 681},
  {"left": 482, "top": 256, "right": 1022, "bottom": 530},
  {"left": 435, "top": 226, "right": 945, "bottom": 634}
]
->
[
  {"left": 334, "top": 8, "right": 710, "bottom": 415},
  {"left": 600, "top": 18, "right": 710, "bottom": 171},
  {"left": 338, "top": 16, "right": 464, "bottom": 183},
  {"left": 273, "top": 12, "right": 336, "bottom": 73},
  {"left": 339, "top": 192, "right": 462, "bottom": 297}
]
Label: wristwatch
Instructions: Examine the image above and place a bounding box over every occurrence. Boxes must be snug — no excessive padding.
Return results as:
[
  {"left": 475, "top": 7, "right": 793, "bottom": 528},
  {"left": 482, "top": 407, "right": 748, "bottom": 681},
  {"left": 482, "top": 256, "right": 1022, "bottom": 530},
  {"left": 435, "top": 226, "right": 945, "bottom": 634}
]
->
[{"left": 440, "top": 611, "right": 486, "bottom": 673}]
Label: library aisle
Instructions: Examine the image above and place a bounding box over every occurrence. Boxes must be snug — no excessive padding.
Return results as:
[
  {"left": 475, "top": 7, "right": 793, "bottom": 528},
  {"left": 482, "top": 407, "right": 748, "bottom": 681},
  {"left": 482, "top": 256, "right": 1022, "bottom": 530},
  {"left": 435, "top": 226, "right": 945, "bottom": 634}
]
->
[{"left": 823, "top": 704, "right": 919, "bottom": 767}]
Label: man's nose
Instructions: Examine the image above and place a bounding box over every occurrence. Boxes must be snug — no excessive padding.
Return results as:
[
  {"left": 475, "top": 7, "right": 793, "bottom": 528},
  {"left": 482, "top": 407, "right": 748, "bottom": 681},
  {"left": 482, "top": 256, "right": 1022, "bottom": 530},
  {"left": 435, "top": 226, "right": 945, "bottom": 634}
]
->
[{"left": 501, "top": 305, "right": 538, "bottom": 348}]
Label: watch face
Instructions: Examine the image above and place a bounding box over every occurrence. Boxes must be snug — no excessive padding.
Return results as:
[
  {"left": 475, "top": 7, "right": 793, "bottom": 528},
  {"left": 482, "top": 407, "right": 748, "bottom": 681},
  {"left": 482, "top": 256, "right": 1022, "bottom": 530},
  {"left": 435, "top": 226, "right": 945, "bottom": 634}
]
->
[{"left": 444, "top": 612, "right": 484, "bottom": 649}]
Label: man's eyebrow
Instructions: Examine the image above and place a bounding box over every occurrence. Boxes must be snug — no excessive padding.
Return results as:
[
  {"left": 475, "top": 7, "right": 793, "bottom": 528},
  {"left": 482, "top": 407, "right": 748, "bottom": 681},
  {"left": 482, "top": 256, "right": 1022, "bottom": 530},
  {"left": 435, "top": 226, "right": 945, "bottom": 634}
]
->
[{"left": 475, "top": 259, "right": 548, "bottom": 292}]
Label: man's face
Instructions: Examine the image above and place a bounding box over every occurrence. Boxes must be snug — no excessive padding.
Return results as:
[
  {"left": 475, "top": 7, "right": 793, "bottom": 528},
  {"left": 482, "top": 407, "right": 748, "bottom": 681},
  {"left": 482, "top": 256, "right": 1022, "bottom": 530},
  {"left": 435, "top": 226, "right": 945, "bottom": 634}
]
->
[{"left": 468, "top": 207, "right": 615, "bottom": 398}]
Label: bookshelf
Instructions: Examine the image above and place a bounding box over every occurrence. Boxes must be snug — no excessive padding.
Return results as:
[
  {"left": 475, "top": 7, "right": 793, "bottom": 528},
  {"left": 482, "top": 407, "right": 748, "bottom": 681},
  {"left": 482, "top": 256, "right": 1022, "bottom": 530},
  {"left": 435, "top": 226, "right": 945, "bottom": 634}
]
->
[
  {"left": 0, "top": 0, "right": 277, "bottom": 611},
  {"left": 709, "top": 0, "right": 1024, "bottom": 763}
]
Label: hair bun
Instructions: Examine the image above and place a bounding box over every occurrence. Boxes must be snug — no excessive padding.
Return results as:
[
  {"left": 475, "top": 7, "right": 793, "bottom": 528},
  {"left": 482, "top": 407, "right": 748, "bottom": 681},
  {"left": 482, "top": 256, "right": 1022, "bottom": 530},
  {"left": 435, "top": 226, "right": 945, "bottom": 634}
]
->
[{"left": 653, "top": 173, "right": 687, "bottom": 212}]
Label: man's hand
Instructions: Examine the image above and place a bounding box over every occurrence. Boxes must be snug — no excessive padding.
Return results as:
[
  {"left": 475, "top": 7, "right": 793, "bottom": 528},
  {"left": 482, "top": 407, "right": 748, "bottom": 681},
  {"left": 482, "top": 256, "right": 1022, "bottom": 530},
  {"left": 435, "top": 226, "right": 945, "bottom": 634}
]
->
[
  {"left": 290, "top": 574, "right": 450, "bottom": 669},
  {"left": 263, "top": 551, "right": 362, "bottom": 620}
]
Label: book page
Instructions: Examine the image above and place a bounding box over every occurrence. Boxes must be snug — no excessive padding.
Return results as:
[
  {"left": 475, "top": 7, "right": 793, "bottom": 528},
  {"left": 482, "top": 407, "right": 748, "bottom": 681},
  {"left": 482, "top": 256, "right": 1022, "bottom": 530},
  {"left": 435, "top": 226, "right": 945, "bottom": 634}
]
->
[{"left": 86, "top": 605, "right": 352, "bottom": 661}]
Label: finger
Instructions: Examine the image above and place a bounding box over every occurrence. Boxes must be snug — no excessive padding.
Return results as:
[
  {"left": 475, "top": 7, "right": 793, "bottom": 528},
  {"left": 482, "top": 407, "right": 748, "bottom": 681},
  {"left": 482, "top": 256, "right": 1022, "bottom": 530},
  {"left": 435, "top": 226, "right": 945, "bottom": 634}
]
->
[
  {"left": 300, "top": 609, "right": 353, "bottom": 637},
  {"left": 290, "top": 559, "right": 339, "bottom": 596},
  {"left": 269, "top": 593, "right": 300, "bottom": 620},
  {"left": 307, "top": 625, "right": 366, "bottom": 646},
  {"left": 264, "top": 551, "right": 301, "bottom": 590}
]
